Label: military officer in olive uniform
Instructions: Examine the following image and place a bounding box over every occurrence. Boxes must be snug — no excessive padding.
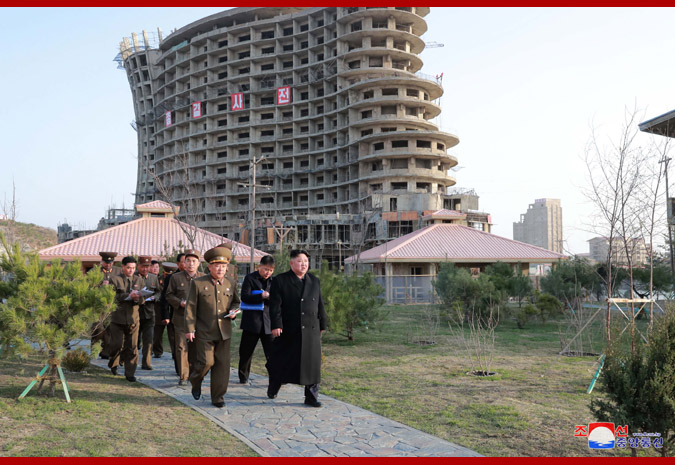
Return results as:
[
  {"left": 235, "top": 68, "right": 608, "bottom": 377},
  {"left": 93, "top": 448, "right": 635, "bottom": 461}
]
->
[
  {"left": 109, "top": 256, "right": 145, "bottom": 382},
  {"left": 159, "top": 255, "right": 185, "bottom": 370},
  {"left": 153, "top": 261, "right": 178, "bottom": 358},
  {"left": 89, "top": 251, "right": 122, "bottom": 359},
  {"left": 185, "top": 246, "right": 240, "bottom": 408},
  {"left": 165, "top": 250, "right": 204, "bottom": 385},
  {"left": 136, "top": 256, "right": 161, "bottom": 370}
]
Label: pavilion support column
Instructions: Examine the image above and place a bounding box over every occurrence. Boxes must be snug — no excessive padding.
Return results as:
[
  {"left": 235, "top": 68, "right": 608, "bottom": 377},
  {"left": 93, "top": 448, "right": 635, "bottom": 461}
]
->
[{"left": 385, "top": 262, "right": 394, "bottom": 303}]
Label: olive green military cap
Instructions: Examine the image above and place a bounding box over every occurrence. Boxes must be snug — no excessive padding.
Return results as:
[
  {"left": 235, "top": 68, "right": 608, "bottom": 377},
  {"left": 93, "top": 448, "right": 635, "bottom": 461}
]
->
[{"left": 204, "top": 246, "right": 232, "bottom": 264}]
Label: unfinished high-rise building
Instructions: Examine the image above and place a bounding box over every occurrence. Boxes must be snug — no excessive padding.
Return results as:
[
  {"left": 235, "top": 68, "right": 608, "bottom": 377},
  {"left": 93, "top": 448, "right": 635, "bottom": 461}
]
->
[
  {"left": 513, "top": 198, "right": 563, "bottom": 254},
  {"left": 118, "top": 7, "right": 482, "bottom": 268}
]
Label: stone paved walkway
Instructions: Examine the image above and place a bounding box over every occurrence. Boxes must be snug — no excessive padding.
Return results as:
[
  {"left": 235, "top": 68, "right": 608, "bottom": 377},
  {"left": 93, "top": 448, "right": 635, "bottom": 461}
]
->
[{"left": 90, "top": 353, "right": 480, "bottom": 457}]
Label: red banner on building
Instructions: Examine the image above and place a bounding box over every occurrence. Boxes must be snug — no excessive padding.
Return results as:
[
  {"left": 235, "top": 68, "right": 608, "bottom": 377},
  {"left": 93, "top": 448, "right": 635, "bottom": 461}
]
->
[
  {"left": 192, "top": 101, "right": 202, "bottom": 119},
  {"left": 165, "top": 111, "right": 172, "bottom": 127},
  {"left": 277, "top": 86, "right": 291, "bottom": 105},
  {"left": 231, "top": 93, "right": 244, "bottom": 111}
]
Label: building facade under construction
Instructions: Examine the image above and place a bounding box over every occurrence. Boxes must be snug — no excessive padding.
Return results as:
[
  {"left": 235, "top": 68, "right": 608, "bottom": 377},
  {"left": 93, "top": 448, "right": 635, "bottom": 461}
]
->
[{"left": 117, "top": 7, "right": 490, "bottom": 267}]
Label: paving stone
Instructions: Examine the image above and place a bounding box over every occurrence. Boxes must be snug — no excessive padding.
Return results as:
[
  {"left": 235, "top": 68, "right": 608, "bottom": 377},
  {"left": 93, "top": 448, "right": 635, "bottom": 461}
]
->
[{"left": 90, "top": 352, "right": 480, "bottom": 457}]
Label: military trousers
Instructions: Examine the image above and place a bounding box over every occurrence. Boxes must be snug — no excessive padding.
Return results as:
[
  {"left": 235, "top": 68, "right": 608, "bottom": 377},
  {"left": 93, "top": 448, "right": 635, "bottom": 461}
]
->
[
  {"left": 174, "top": 328, "right": 193, "bottom": 381},
  {"left": 107, "top": 321, "right": 139, "bottom": 378},
  {"left": 238, "top": 329, "right": 273, "bottom": 382},
  {"left": 152, "top": 323, "right": 166, "bottom": 357},
  {"left": 190, "top": 337, "right": 231, "bottom": 404},
  {"left": 138, "top": 317, "right": 154, "bottom": 369},
  {"left": 90, "top": 320, "right": 111, "bottom": 357}
]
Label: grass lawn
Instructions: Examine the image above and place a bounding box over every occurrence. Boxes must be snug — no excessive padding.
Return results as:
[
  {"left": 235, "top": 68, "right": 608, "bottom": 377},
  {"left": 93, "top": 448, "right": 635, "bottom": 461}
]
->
[
  {"left": 1, "top": 305, "right": 661, "bottom": 457},
  {"left": 0, "top": 355, "right": 257, "bottom": 457},
  {"left": 240, "top": 304, "right": 660, "bottom": 457}
]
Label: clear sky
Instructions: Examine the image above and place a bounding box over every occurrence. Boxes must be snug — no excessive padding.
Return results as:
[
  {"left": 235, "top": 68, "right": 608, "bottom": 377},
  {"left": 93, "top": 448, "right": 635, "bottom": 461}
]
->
[{"left": 2, "top": 7, "right": 675, "bottom": 254}]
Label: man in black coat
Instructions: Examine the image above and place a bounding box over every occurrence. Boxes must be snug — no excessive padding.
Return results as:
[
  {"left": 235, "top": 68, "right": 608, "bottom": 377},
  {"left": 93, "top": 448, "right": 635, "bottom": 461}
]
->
[
  {"left": 237, "top": 255, "right": 275, "bottom": 384},
  {"left": 267, "top": 249, "right": 328, "bottom": 407}
]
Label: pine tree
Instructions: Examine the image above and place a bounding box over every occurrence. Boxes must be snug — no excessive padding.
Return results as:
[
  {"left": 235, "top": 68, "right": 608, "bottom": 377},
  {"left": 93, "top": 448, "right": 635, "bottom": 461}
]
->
[
  {"left": 590, "top": 307, "right": 675, "bottom": 456},
  {"left": 0, "top": 232, "right": 115, "bottom": 399},
  {"left": 316, "top": 261, "right": 385, "bottom": 341}
]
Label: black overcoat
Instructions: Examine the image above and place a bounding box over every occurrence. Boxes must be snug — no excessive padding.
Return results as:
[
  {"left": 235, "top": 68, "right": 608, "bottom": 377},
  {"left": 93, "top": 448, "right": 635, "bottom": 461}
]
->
[
  {"left": 268, "top": 270, "right": 328, "bottom": 385},
  {"left": 240, "top": 271, "right": 272, "bottom": 335}
]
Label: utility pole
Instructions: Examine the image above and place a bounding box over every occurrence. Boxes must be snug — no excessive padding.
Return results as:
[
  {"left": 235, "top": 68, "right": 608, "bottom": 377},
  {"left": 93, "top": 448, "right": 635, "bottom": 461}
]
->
[
  {"left": 239, "top": 156, "right": 268, "bottom": 273},
  {"left": 273, "top": 224, "right": 295, "bottom": 251},
  {"left": 660, "top": 155, "right": 675, "bottom": 289}
]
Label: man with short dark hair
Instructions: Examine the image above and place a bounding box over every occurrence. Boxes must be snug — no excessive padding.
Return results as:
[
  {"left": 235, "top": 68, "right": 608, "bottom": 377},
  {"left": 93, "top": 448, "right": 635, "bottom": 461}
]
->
[
  {"left": 157, "top": 254, "right": 185, "bottom": 366},
  {"left": 237, "top": 255, "right": 275, "bottom": 384},
  {"left": 153, "top": 261, "right": 177, "bottom": 359},
  {"left": 136, "top": 256, "right": 161, "bottom": 370},
  {"left": 267, "top": 249, "right": 328, "bottom": 407},
  {"left": 186, "top": 246, "right": 240, "bottom": 408},
  {"left": 90, "top": 251, "right": 121, "bottom": 359},
  {"left": 150, "top": 260, "right": 160, "bottom": 276},
  {"left": 109, "top": 256, "right": 145, "bottom": 382},
  {"left": 165, "top": 250, "right": 203, "bottom": 385}
]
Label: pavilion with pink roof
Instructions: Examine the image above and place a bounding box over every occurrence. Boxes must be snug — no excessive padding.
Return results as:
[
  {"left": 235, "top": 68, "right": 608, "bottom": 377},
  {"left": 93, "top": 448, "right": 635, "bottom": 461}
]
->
[
  {"left": 38, "top": 201, "right": 266, "bottom": 270},
  {"left": 344, "top": 223, "right": 566, "bottom": 303}
]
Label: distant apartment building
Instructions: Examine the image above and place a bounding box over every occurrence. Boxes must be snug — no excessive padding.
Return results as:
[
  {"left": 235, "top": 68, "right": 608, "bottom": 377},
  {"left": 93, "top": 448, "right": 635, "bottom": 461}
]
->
[
  {"left": 512, "top": 198, "right": 563, "bottom": 253},
  {"left": 588, "top": 236, "right": 649, "bottom": 267},
  {"left": 116, "top": 7, "right": 481, "bottom": 269}
]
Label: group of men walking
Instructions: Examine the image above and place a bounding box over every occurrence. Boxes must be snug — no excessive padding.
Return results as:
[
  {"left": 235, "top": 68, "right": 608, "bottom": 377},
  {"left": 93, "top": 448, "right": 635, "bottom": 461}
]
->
[{"left": 91, "top": 246, "right": 327, "bottom": 409}]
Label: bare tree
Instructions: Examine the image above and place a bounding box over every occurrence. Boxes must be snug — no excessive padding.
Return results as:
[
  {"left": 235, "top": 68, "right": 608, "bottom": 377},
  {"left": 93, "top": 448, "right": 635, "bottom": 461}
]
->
[
  {"left": 583, "top": 105, "right": 670, "bottom": 349},
  {"left": 447, "top": 302, "right": 499, "bottom": 376},
  {"left": 634, "top": 135, "right": 670, "bottom": 333},
  {"left": 143, "top": 143, "right": 206, "bottom": 251},
  {"left": 1, "top": 180, "right": 18, "bottom": 246},
  {"left": 583, "top": 107, "right": 648, "bottom": 342}
]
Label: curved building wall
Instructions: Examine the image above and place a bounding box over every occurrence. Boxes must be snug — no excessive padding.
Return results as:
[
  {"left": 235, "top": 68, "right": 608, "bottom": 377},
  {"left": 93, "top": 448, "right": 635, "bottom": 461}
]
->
[{"left": 120, "top": 7, "right": 460, "bottom": 265}]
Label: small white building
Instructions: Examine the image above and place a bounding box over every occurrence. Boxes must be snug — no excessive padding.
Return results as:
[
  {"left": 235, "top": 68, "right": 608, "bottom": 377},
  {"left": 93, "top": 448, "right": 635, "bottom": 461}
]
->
[{"left": 345, "top": 223, "right": 566, "bottom": 303}]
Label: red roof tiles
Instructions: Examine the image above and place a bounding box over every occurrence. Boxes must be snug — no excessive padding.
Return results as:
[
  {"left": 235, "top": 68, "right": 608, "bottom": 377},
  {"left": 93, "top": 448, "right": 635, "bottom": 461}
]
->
[
  {"left": 345, "top": 224, "right": 566, "bottom": 264},
  {"left": 135, "top": 200, "right": 175, "bottom": 212},
  {"left": 39, "top": 216, "right": 265, "bottom": 263}
]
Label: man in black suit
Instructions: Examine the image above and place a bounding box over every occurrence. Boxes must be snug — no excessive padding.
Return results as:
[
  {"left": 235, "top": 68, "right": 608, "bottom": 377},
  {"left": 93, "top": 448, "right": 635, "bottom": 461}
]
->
[
  {"left": 267, "top": 249, "right": 328, "bottom": 407},
  {"left": 237, "top": 255, "right": 275, "bottom": 384}
]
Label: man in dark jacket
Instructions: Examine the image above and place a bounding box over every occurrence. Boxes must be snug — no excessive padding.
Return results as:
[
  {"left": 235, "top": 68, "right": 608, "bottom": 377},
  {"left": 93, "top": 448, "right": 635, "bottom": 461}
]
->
[
  {"left": 166, "top": 250, "right": 203, "bottom": 385},
  {"left": 237, "top": 255, "right": 275, "bottom": 384},
  {"left": 108, "top": 256, "right": 145, "bottom": 382},
  {"left": 267, "top": 249, "right": 328, "bottom": 407},
  {"left": 136, "top": 256, "right": 161, "bottom": 370},
  {"left": 153, "top": 261, "right": 178, "bottom": 358}
]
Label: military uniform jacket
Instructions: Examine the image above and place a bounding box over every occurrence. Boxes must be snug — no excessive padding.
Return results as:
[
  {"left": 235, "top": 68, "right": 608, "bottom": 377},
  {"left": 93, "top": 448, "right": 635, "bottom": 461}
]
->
[
  {"left": 88, "top": 266, "right": 122, "bottom": 284},
  {"left": 240, "top": 271, "right": 272, "bottom": 335},
  {"left": 165, "top": 270, "right": 204, "bottom": 332},
  {"left": 269, "top": 270, "right": 327, "bottom": 385},
  {"left": 159, "top": 271, "right": 176, "bottom": 321},
  {"left": 110, "top": 274, "right": 146, "bottom": 325},
  {"left": 136, "top": 272, "right": 161, "bottom": 320},
  {"left": 185, "top": 275, "right": 240, "bottom": 341}
]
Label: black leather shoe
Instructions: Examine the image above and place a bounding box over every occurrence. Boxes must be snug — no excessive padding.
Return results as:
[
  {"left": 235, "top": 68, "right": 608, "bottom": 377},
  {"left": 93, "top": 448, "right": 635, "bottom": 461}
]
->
[
  {"left": 304, "top": 399, "right": 322, "bottom": 408},
  {"left": 153, "top": 354, "right": 162, "bottom": 358},
  {"left": 212, "top": 401, "right": 225, "bottom": 408},
  {"left": 141, "top": 366, "right": 153, "bottom": 370},
  {"left": 239, "top": 378, "right": 248, "bottom": 384},
  {"left": 267, "top": 390, "right": 277, "bottom": 399},
  {"left": 178, "top": 379, "right": 185, "bottom": 386},
  {"left": 110, "top": 366, "right": 118, "bottom": 376},
  {"left": 100, "top": 354, "right": 109, "bottom": 360},
  {"left": 126, "top": 376, "right": 136, "bottom": 382},
  {"left": 192, "top": 387, "right": 201, "bottom": 400}
]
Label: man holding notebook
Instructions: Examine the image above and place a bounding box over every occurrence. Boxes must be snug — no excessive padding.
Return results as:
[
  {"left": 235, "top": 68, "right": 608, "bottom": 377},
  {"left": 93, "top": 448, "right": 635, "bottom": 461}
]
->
[{"left": 237, "top": 255, "right": 275, "bottom": 384}]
